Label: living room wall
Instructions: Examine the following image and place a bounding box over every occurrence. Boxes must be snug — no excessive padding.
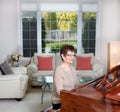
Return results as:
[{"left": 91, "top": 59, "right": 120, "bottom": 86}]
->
[
  {"left": 0, "top": 0, "right": 19, "bottom": 63},
  {"left": 99, "top": 0, "right": 120, "bottom": 73},
  {"left": 0, "top": 0, "right": 120, "bottom": 74}
]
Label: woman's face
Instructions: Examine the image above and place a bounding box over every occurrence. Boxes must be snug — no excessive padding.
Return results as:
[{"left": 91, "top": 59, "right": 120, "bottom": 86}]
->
[{"left": 61, "top": 50, "right": 75, "bottom": 64}]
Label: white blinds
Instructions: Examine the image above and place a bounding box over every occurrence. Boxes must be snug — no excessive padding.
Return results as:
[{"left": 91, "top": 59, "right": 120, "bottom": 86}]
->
[
  {"left": 21, "top": 2, "right": 98, "bottom": 12},
  {"left": 82, "top": 3, "right": 97, "bottom": 12},
  {"left": 39, "top": 3, "right": 79, "bottom": 11},
  {"left": 21, "top": 3, "right": 38, "bottom": 11}
]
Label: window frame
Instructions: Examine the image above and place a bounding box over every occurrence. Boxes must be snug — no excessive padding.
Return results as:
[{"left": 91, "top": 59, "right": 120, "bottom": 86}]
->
[{"left": 20, "top": 2, "right": 99, "bottom": 57}]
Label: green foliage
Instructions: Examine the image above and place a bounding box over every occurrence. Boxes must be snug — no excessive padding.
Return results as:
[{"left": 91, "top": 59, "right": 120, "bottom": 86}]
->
[
  {"left": 57, "top": 12, "right": 77, "bottom": 31},
  {"left": 82, "top": 12, "right": 96, "bottom": 54},
  {"left": 42, "top": 12, "right": 77, "bottom": 31},
  {"left": 42, "top": 12, "right": 57, "bottom": 30},
  {"left": 83, "top": 12, "right": 96, "bottom": 21},
  {"left": 42, "top": 12, "right": 78, "bottom": 53},
  {"left": 46, "top": 42, "right": 77, "bottom": 53},
  {"left": 22, "top": 17, "right": 36, "bottom": 22},
  {"left": 41, "top": 18, "right": 46, "bottom": 52}
]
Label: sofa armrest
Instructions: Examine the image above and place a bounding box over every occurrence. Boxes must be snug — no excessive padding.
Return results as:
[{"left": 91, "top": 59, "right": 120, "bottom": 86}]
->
[
  {"left": 19, "top": 75, "right": 29, "bottom": 90},
  {"left": 0, "top": 74, "right": 28, "bottom": 91},
  {"left": 27, "top": 64, "right": 38, "bottom": 73},
  {"left": 0, "top": 74, "right": 27, "bottom": 81},
  {"left": 92, "top": 62, "right": 104, "bottom": 76}
]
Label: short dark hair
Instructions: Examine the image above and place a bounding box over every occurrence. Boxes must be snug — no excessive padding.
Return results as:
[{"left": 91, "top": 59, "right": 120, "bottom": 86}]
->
[{"left": 60, "top": 44, "right": 75, "bottom": 57}]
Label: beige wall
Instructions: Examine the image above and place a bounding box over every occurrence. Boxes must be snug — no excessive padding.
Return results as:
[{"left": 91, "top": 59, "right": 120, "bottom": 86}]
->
[
  {"left": 0, "top": 0, "right": 19, "bottom": 63},
  {"left": 99, "top": 0, "right": 120, "bottom": 73},
  {"left": 0, "top": 0, "right": 120, "bottom": 73}
]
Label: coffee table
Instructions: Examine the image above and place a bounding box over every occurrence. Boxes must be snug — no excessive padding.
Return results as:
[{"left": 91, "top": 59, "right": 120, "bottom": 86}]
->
[
  {"left": 30, "top": 75, "right": 53, "bottom": 104},
  {"left": 78, "top": 76, "right": 93, "bottom": 84}
]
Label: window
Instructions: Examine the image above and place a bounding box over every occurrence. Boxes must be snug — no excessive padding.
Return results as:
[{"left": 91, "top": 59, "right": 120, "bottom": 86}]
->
[
  {"left": 41, "top": 12, "right": 77, "bottom": 53},
  {"left": 22, "top": 12, "right": 37, "bottom": 57},
  {"left": 82, "top": 12, "right": 96, "bottom": 54},
  {"left": 21, "top": 2, "right": 98, "bottom": 57}
]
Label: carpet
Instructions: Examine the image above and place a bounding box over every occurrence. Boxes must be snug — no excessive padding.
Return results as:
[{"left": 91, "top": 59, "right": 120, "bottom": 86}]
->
[{"left": 0, "top": 87, "right": 52, "bottom": 112}]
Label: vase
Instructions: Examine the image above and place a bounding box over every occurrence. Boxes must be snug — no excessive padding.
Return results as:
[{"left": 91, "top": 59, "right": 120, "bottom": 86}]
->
[
  {"left": 16, "top": 61, "right": 19, "bottom": 67},
  {"left": 12, "top": 61, "right": 19, "bottom": 67}
]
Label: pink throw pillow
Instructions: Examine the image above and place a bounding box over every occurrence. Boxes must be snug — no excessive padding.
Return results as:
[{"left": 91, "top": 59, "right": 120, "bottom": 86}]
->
[
  {"left": 37, "top": 56, "right": 53, "bottom": 70},
  {"left": 76, "top": 56, "right": 92, "bottom": 70}
]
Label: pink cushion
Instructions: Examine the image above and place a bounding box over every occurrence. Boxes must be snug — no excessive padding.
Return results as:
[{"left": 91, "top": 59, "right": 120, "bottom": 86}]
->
[
  {"left": 37, "top": 56, "right": 53, "bottom": 70},
  {"left": 76, "top": 56, "right": 92, "bottom": 70}
]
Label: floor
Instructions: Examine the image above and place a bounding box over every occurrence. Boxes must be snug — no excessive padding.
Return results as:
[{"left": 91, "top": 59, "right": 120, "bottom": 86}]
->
[{"left": 0, "top": 87, "right": 52, "bottom": 112}]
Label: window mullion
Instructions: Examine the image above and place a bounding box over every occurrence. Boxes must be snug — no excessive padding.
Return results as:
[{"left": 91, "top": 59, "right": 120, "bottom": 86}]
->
[
  {"left": 77, "top": 11, "right": 82, "bottom": 54},
  {"left": 37, "top": 11, "right": 41, "bottom": 53}
]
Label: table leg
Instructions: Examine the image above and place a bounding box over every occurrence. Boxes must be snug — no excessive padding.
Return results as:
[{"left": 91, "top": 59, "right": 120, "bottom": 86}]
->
[{"left": 41, "top": 83, "right": 51, "bottom": 104}]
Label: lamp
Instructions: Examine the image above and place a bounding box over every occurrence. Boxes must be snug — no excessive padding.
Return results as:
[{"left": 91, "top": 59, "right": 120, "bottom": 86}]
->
[{"left": 109, "top": 41, "right": 120, "bottom": 69}]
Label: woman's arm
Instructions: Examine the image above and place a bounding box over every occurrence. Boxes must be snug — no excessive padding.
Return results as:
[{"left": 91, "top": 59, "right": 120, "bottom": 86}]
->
[{"left": 54, "top": 67, "right": 64, "bottom": 95}]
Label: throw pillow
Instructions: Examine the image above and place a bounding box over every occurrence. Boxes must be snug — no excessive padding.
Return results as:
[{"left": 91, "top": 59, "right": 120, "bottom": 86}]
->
[
  {"left": 37, "top": 56, "right": 53, "bottom": 70},
  {"left": 0, "top": 70, "right": 2, "bottom": 75},
  {"left": 76, "top": 56, "right": 92, "bottom": 70},
  {"left": 0, "top": 61, "right": 13, "bottom": 75},
  {"left": 76, "top": 53, "right": 94, "bottom": 64}
]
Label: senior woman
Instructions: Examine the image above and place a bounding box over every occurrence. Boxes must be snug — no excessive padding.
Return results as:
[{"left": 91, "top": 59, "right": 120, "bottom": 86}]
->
[{"left": 51, "top": 44, "right": 79, "bottom": 110}]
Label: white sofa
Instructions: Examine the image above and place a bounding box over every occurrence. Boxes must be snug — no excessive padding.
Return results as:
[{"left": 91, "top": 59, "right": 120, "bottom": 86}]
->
[
  {"left": 0, "top": 67, "right": 28, "bottom": 101},
  {"left": 27, "top": 53, "right": 104, "bottom": 85}
]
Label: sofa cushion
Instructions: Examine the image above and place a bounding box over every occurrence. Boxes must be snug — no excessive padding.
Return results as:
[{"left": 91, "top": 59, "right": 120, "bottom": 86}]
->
[
  {"left": 76, "top": 53, "right": 94, "bottom": 64},
  {"left": 33, "top": 53, "right": 56, "bottom": 69},
  {"left": 32, "top": 70, "right": 53, "bottom": 76},
  {"left": 76, "top": 70, "right": 99, "bottom": 79},
  {"left": 0, "top": 61, "right": 13, "bottom": 75},
  {"left": 55, "top": 54, "right": 62, "bottom": 68},
  {"left": 11, "top": 67, "right": 27, "bottom": 75},
  {"left": 73, "top": 53, "right": 94, "bottom": 68},
  {"left": 37, "top": 56, "right": 53, "bottom": 70},
  {"left": 76, "top": 56, "right": 92, "bottom": 70}
]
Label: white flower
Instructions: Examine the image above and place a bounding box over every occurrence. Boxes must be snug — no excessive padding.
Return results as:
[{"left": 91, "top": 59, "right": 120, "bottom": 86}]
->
[{"left": 11, "top": 54, "right": 22, "bottom": 61}]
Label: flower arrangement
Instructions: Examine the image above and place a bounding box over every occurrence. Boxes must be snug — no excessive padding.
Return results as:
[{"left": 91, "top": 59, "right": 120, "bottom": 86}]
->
[{"left": 11, "top": 54, "right": 22, "bottom": 62}]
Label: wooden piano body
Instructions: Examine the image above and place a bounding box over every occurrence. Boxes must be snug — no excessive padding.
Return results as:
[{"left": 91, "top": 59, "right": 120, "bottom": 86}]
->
[
  {"left": 59, "top": 65, "right": 120, "bottom": 112},
  {"left": 60, "top": 85, "right": 120, "bottom": 112}
]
